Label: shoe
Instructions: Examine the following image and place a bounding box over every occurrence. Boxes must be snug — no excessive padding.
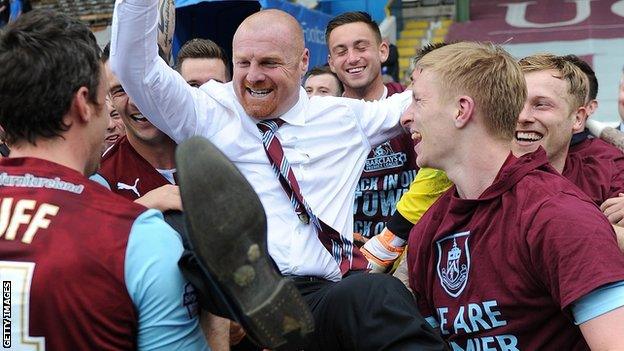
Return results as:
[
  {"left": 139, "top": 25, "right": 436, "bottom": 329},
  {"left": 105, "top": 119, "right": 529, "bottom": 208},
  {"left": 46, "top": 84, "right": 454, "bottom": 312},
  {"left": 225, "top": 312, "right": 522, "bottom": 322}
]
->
[{"left": 176, "top": 136, "right": 314, "bottom": 350}]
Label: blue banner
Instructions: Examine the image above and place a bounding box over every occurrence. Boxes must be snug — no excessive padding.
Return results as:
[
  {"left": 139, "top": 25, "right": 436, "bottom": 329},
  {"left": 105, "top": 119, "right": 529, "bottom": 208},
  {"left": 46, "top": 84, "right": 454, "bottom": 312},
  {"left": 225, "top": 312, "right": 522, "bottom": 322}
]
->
[{"left": 258, "top": 0, "right": 332, "bottom": 68}]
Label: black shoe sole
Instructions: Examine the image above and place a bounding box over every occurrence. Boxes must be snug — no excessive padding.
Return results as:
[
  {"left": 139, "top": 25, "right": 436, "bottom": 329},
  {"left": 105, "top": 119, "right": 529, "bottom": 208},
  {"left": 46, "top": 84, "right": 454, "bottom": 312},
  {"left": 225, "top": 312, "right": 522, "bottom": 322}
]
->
[{"left": 176, "top": 136, "right": 315, "bottom": 350}]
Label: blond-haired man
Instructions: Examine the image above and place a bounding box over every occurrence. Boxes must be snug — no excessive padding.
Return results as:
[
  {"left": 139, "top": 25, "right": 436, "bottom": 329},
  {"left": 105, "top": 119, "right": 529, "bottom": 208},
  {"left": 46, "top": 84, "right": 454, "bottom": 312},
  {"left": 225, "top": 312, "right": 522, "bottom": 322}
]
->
[{"left": 403, "top": 42, "right": 624, "bottom": 349}]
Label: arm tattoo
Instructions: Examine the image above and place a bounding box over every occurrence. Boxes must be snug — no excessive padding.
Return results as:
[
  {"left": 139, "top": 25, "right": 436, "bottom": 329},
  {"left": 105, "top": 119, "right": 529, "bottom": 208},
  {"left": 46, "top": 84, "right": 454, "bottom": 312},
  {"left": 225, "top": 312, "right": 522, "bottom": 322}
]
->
[{"left": 157, "top": 0, "right": 175, "bottom": 65}]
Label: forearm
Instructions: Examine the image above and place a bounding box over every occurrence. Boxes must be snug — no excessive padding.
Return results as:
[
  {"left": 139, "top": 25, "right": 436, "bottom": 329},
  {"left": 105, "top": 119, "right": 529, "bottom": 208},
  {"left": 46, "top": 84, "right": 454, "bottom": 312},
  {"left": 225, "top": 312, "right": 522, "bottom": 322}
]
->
[{"left": 111, "top": 0, "right": 198, "bottom": 142}]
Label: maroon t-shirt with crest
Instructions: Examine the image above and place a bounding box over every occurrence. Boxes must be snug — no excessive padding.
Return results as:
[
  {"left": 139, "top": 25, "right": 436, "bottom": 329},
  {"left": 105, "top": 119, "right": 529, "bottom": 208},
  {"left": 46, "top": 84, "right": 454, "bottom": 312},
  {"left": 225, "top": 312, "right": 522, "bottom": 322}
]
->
[
  {"left": 407, "top": 148, "right": 624, "bottom": 350},
  {"left": 353, "top": 83, "right": 419, "bottom": 240},
  {"left": 0, "top": 157, "right": 145, "bottom": 350}
]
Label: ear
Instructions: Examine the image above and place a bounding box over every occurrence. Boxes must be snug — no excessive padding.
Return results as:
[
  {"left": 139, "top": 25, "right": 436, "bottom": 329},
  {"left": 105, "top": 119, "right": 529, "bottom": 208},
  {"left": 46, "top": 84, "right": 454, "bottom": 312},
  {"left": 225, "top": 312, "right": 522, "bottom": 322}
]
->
[
  {"left": 454, "top": 96, "right": 475, "bottom": 129},
  {"left": 585, "top": 99, "right": 598, "bottom": 117},
  {"left": 68, "top": 87, "right": 92, "bottom": 124},
  {"left": 300, "top": 48, "right": 310, "bottom": 74},
  {"left": 572, "top": 105, "right": 588, "bottom": 134},
  {"left": 327, "top": 53, "right": 336, "bottom": 73},
  {"left": 379, "top": 40, "right": 389, "bottom": 64}
]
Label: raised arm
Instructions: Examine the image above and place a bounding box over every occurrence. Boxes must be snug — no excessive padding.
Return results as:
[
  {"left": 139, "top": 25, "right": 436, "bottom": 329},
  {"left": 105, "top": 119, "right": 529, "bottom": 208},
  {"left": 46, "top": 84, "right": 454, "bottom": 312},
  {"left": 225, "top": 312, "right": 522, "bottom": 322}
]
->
[{"left": 110, "top": 0, "right": 219, "bottom": 143}]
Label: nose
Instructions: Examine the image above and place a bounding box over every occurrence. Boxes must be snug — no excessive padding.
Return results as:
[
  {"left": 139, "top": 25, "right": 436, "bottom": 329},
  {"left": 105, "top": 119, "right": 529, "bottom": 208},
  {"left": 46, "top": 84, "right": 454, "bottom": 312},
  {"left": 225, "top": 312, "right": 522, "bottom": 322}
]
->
[
  {"left": 346, "top": 49, "right": 360, "bottom": 65},
  {"left": 246, "top": 62, "right": 265, "bottom": 84},
  {"left": 517, "top": 103, "right": 534, "bottom": 124},
  {"left": 400, "top": 103, "right": 415, "bottom": 130},
  {"left": 107, "top": 116, "right": 116, "bottom": 132}
]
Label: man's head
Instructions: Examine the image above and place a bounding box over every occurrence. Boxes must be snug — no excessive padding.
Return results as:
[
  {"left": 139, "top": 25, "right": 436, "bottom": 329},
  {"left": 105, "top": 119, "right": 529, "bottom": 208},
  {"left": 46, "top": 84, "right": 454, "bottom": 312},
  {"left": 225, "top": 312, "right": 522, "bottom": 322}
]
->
[
  {"left": 232, "top": 9, "right": 309, "bottom": 119},
  {"left": 176, "top": 38, "right": 230, "bottom": 87},
  {"left": 561, "top": 55, "right": 598, "bottom": 118},
  {"left": 102, "top": 43, "right": 171, "bottom": 146},
  {"left": 514, "top": 54, "right": 587, "bottom": 172},
  {"left": 104, "top": 95, "right": 125, "bottom": 149},
  {"left": 326, "top": 11, "right": 388, "bottom": 100},
  {"left": 0, "top": 9, "right": 107, "bottom": 175},
  {"left": 303, "top": 65, "right": 343, "bottom": 97},
  {"left": 404, "top": 42, "right": 525, "bottom": 169}
]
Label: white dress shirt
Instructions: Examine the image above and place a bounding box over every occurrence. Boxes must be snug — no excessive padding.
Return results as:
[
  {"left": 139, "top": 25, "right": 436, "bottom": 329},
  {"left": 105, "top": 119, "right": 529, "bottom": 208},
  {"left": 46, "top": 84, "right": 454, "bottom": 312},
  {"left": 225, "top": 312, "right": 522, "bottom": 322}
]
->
[{"left": 110, "top": 0, "right": 413, "bottom": 281}]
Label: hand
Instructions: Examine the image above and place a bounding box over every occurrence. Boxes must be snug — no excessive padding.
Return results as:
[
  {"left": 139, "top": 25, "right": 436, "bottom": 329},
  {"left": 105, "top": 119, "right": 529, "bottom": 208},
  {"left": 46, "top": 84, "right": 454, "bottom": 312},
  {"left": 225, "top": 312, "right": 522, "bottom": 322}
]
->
[
  {"left": 134, "top": 184, "right": 182, "bottom": 212},
  {"left": 361, "top": 228, "right": 406, "bottom": 273},
  {"left": 600, "top": 193, "right": 624, "bottom": 227}
]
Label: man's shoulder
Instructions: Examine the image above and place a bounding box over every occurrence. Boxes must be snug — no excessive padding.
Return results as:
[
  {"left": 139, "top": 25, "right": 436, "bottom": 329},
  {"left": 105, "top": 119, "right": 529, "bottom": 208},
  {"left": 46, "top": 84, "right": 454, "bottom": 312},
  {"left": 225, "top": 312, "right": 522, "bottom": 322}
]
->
[{"left": 570, "top": 137, "right": 623, "bottom": 159}]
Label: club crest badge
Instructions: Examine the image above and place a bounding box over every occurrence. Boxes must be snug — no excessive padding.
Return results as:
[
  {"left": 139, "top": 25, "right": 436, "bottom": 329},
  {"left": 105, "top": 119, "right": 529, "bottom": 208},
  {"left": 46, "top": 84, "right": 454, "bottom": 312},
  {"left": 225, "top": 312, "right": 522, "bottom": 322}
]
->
[{"left": 436, "top": 231, "right": 470, "bottom": 298}]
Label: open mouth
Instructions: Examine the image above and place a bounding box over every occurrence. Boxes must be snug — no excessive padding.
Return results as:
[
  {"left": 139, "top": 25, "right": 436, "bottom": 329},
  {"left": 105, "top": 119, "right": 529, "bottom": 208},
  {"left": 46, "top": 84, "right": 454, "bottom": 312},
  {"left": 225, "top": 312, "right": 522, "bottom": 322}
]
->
[
  {"left": 246, "top": 87, "right": 273, "bottom": 98},
  {"left": 346, "top": 67, "right": 365, "bottom": 74},
  {"left": 410, "top": 130, "right": 422, "bottom": 143},
  {"left": 105, "top": 135, "right": 119, "bottom": 142},
  {"left": 515, "top": 131, "right": 543, "bottom": 144}
]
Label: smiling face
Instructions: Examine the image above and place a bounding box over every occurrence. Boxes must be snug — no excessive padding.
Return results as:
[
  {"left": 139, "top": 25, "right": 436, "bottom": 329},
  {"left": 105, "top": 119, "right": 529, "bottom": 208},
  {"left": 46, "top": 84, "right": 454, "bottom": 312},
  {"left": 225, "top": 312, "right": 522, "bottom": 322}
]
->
[
  {"left": 327, "top": 22, "right": 388, "bottom": 99},
  {"left": 104, "top": 94, "right": 125, "bottom": 149},
  {"left": 105, "top": 63, "right": 168, "bottom": 145},
  {"left": 404, "top": 68, "right": 456, "bottom": 169},
  {"left": 513, "top": 70, "right": 584, "bottom": 171},
  {"left": 232, "top": 11, "right": 308, "bottom": 119}
]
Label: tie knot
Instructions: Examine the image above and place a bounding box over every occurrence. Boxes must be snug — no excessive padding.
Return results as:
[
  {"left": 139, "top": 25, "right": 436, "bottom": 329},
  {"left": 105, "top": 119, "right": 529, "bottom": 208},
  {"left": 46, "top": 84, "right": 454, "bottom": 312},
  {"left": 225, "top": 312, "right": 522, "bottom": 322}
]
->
[{"left": 257, "top": 119, "right": 285, "bottom": 134}]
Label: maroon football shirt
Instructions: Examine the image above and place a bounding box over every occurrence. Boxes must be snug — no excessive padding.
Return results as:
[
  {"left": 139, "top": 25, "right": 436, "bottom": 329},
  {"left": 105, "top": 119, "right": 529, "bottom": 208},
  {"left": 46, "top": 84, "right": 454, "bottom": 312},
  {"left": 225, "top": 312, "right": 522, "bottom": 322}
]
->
[
  {"left": 353, "top": 83, "right": 419, "bottom": 241},
  {"left": 407, "top": 148, "right": 624, "bottom": 350},
  {"left": 0, "top": 157, "right": 146, "bottom": 350},
  {"left": 99, "top": 136, "right": 173, "bottom": 200}
]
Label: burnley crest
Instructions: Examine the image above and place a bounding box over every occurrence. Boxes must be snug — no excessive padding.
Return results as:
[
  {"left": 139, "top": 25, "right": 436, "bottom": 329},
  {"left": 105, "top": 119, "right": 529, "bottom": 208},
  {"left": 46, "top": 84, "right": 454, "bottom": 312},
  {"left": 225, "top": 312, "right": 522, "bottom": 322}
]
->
[{"left": 436, "top": 231, "right": 470, "bottom": 298}]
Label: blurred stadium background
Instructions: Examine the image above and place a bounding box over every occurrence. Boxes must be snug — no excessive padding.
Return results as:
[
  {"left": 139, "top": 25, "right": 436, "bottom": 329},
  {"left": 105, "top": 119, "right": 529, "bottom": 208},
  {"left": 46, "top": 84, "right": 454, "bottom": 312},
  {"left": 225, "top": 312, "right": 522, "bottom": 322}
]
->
[{"left": 5, "top": 0, "right": 624, "bottom": 123}]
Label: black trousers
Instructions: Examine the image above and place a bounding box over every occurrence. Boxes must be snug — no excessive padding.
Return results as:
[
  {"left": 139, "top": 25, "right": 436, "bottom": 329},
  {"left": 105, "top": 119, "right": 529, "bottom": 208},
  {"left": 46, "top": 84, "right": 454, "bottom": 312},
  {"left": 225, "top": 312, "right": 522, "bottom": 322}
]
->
[{"left": 235, "top": 273, "right": 446, "bottom": 351}]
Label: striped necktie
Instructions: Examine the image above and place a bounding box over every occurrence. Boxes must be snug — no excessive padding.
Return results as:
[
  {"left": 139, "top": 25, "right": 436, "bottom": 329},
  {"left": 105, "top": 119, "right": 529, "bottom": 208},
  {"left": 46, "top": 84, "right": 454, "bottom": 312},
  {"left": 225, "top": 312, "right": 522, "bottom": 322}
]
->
[{"left": 257, "top": 119, "right": 370, "bottom": 275}]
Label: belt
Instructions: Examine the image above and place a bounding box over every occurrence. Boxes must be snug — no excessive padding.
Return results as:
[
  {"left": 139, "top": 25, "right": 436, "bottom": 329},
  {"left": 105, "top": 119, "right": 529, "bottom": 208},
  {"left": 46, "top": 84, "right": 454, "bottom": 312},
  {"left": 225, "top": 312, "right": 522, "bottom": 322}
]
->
[{"left": 284, "top": 275, "right": 329, "bottom": 283}]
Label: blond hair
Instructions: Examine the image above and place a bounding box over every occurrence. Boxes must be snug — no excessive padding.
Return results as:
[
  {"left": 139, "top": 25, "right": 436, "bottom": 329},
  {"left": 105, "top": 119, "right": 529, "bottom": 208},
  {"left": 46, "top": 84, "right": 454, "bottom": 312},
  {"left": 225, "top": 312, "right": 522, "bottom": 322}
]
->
[
  {"left": 416, "top": 42, "right": 526, "bottom": 140},
  {"left": 518, "top": 54, "right": 588, "bottom": 112}
]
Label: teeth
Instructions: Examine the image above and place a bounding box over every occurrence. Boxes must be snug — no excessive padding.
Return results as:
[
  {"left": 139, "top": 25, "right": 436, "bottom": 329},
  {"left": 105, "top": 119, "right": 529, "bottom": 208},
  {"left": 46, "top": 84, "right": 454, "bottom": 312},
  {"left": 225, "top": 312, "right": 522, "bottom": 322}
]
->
[
  {"left": 347, "top": 67, "right": 364, "bottom": 74},
  {"left": 411, "top": 131, "right": 422, "bottom": 142},
  {"left": 247, "top": 88, "right": 271, "bottom": 98},
  {"left": 516, "top": 131, "right": 542, "bottom": 142}
]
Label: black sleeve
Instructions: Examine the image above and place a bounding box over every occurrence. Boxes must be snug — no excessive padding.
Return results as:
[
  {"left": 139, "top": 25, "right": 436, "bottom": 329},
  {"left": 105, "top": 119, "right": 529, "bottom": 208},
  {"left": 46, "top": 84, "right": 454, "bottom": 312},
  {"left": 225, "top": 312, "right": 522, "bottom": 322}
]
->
[{"left": 387, "top": 210, "right": 414, "bottom": 241}]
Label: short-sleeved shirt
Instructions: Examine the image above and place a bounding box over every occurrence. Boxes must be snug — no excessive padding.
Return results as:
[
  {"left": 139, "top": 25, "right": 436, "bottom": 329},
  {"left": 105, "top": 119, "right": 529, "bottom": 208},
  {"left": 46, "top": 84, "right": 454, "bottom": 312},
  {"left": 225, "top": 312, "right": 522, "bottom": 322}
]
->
[
  {"left": 0, "top": 157, "right": 207, "bottom": 350},
  {"left": 99, "top": 136, "right": 174, "bottom": 201},
  {"left": 407, "top": 148, "right": 624, "bottom": 350}
]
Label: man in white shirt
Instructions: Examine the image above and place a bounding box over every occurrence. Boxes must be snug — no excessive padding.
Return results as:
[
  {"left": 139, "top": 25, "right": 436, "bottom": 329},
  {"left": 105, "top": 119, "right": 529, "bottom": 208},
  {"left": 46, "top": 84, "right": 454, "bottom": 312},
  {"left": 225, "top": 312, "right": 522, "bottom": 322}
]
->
[{"left": 111, "top": 2, "right": 445, "bottom": 350}]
